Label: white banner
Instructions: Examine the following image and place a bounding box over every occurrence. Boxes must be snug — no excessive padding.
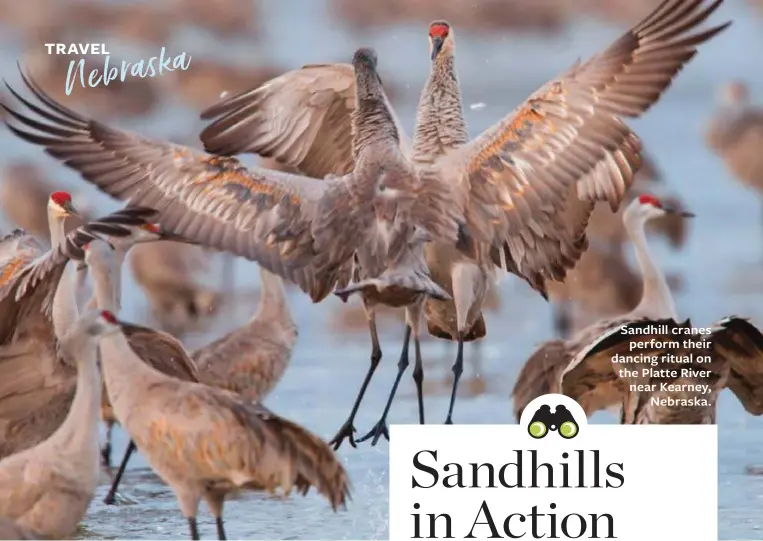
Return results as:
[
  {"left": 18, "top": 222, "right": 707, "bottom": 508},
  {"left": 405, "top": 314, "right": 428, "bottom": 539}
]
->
[{"left": 389, "top": 394, "right": 717, "bottom": 540}]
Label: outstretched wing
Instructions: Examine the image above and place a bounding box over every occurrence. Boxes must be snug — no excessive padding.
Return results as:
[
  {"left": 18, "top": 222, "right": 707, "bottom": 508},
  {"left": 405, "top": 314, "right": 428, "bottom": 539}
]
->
[
  {"left": 709, "top": 316, "right": 763, "bottom": 414},
  {"left": 2, "top": 72, "right": 368, "bottom": 302},
  {"left": 0, "top": 230, "right": 45, "bottom": 286},
  {"left": 512, "top": 339, "right": 569, "bottom": 421},
  {"left": 432, "top": 0, "right": 729, "bottom": 289},
  {"left": 0, "top": 230, "right": 50, "bottom": 345},
  {"left": 0, "top": 207, "right": 158, "bottom": 345},
  {"left": 557, "top": 316, "right": 650, "bottom": 416},
  {"left": 563, "top": 317, "right": 686, "bottom": 382},
  {"left": 199, "top": 63, "right": 410, "bottom": 178}
]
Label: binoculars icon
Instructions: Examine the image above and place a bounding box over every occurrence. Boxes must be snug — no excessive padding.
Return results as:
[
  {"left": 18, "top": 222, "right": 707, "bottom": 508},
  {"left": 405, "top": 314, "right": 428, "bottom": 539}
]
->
[{"left": 527, "top": 404, "right": 579, "bottom": 439}]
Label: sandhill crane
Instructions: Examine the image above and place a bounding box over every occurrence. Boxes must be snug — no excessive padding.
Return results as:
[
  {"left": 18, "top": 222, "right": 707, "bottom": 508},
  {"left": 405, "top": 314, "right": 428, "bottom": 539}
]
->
[
  {"left": 583, "top": 151, "right": 688, "bottom": 249},
  {"left": 4, "top": 54, "right": 451, "bottom": 455},
  {"left": 199, "top": 61, "right": 441, "bottom": 451},
  {"left": 194, "top": 265, "right": 297, "bottom": 400},
  {"left": 191, "top": 2, "right": 730, "bottom": 437},
  {"left": 560, "top": 315, "right": 763, "bottom": 424},
  {"left": 388, "top": 20, "right": 492, "bottom": 441},
  {"left": 103, "top": 263, "right": 298, "bottom": 503},
  {"left": 5, "top": 1, "right": 730, "bottom": 438},
  {"left": 0, "top": 518, "right": 38, "bottom": 540},
  {"left": 0, "top": 162, "right": 85, "bottom": 241},
  {"left": 0, "top": 309, "right": 118, "bottom": 538},
  {"left": 549, "top": 189, "right": 691, "bottom": 336},
  {"left": 512, "top": 195, "right": 695, "bottom": 420},
  {"left": 0, "top": 206, "right": 172, "bottom": 459},
  {"left": 83, "top": 221, "right": 203, "bottom": 468},
  {"left": 551, "top": 147, "right": 690, "bottom": 336},
  {"left": 705, "top": 80, "right": 763, "bottom": 233},
  {"left": 85, "top": 237, "right": 349, "bottom": 540},
  {"left": 128, "top": 240, "right": 221, "bottom": 337},
  {"left": 77, "top": 231, "right": 203, "bottom": 470}
]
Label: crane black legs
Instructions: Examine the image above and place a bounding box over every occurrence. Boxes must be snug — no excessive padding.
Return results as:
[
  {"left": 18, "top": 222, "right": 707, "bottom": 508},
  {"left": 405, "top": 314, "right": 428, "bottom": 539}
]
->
[
  {"left": 444, "top": 332, "right": 465, "bottom": 424},
  {"left": 216, "top": 517, "right": 227, "bottom": 540},
  {"left": 187, "top": 517, "right": 200, "bottom": 540},
  {"left": 104, "top": 440, "right": 136, "bottom": 504},
  {"left": 358, "top": 325, "right": 420, "bottom": 445},
  {"left": 329, "top": 315, "right": 382, "bottom": 450}
]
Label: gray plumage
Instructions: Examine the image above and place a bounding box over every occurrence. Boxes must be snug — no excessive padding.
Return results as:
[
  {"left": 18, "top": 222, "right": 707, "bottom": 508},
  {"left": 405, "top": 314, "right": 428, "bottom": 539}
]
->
[
  {"left": 0, "top": 310, "right": 117, "bottom": 538},
  {"left": 1, "top": 0, "right": 731, "bottom": 438},
  {"left": 194, "top": 266, "right": 298, "bottom": 402},
  {"left": 2, "top": 64, "right": 447, "bottom": 307},
  {"left": 512, "top": 196, "right": 693, "bottom": 420},
  {"left": 516, "top": 196, "right": 763, "bottom": 425},
  {"left": 0, "top": 518, "right": 39, "bottom": 540},
  {"left": 565, "top": 316, "right": 763, "bottom": 424},
  {"left": 0, "top": 207, "right": 160, "bottom": 460},
  {"left": 86, "top": 239, "right": 350, "bottom": 540}
]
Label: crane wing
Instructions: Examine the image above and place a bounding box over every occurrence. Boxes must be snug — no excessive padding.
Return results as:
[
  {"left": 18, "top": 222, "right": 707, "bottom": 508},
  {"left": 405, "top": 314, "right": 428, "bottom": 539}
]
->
[
  {"left": 709, "top": 316, "right": 763, "bottom": 414},
  {"left": 430, "top": 0, "right": 729, "bottom": 289},
  {"left": 0, "top": 208, "right": 157, "bottom": 344},
  {"left": 132, "top": 378, "right": 350, "bottom": 511},
  {"left": 0, "top": 230, "right": 45, "bottom": 294},
  {"left": 121, "top": 322, "right": 200, "bottom": 382},
  {"left": 512, "top": 339, "right": 569, "bottom": 421},
  {"left": 199, "top": 63, "right": 411, "bottom": 178},
  {"left": 2, "top": 72, "right": 368, "bottom": 302}
]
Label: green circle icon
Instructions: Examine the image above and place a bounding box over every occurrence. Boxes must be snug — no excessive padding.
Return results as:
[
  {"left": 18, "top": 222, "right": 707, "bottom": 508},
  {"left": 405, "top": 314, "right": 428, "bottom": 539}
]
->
[
  {"left": 559, "top": 421, "right": 578, "bottom": 439},
  {"left": 529, "top": 421, "right": 547, "bottom": 438}
]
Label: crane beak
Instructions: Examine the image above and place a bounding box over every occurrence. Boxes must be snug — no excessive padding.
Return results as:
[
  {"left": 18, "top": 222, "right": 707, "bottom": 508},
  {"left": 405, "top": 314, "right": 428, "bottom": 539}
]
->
[
  {"left": 664, "top": 207, "right": 695, "bottom": 218},
  {"left": 431, "top": 37, "right": 444, "bottom": 60},
  {"left": 63, "top": 200, "right": 80, "bottom": 218}
]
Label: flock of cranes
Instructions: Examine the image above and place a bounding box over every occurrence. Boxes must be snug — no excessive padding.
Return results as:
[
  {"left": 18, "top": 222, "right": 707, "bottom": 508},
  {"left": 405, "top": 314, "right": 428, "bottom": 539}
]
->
[{"left": 0, "top": 0, "right": 762, "bottom": 538}]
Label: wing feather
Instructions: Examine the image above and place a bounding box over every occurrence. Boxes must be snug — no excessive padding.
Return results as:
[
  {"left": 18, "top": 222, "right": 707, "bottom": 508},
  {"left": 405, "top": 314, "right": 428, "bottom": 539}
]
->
[
  {"left": 199, "top": 63, "right": 410, "bottom": 178},
  {"left": 709, "top": 316, "right": 763, "bottom": 415},
  {"left": 0, "top": 208, "right": 157, "bottom": 345},
  {"left": 2, "top": 72, "right": 367, "bottom": 302},
  {"left": 434, "top": 0, "right": 728, "bottom": 289}
]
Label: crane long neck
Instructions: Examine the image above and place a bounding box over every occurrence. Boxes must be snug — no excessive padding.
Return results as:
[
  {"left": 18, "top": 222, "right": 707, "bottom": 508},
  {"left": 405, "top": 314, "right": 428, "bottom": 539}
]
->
[
  {"left": 45, "top": 333, "right": 101, "bottom": 457},
  {"left": 254, "top": 267, "right": 294, "bottom": 326},
  {"left": 91, "top": 262, "right": 118, "bottom": 313},
  {"left": 51, "top": 262, "right": 80, "bottom": 341},
  {"left": 48, "top": 214, "right": 67, "bottom": 251},
  {"left": 89, "top": 250, "right": 162, "bottom": 416},
  {"left": 75, "top": 265, "right": 90, "bottom": 309},
  {"left": 412, "top": 55, "right": 469, "bottom": 164},
  {"left": 85, "top": 247, "right": 125, "bottom": 312},
  {"left": 351, "top": 69, "right": 400, "bottom": 159},
  {"left": 111, "top": 247, "right": 126, "bottom": 312},
  {"left": 628, "top": 217, "right": 677, "bottom": 320}
]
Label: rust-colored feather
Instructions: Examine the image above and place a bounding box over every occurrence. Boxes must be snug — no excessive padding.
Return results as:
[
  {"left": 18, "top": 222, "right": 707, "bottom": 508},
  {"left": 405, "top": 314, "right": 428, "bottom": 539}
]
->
[
  {"left": 434, "top": 0, "right": 728, "bottom": 290},
  {"left": 1, "top": 70, "right": 370, "bottom": 303}
]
